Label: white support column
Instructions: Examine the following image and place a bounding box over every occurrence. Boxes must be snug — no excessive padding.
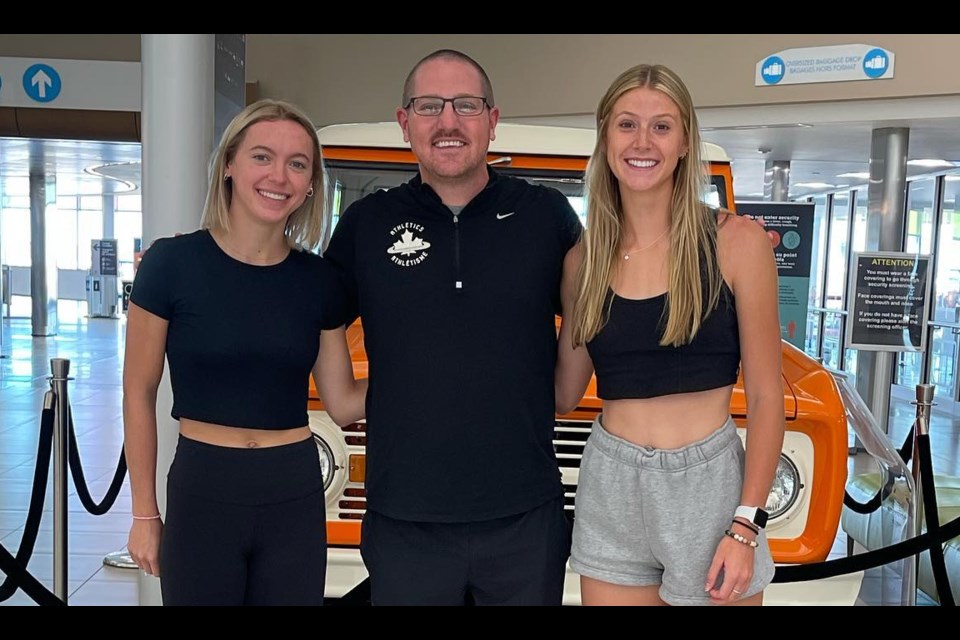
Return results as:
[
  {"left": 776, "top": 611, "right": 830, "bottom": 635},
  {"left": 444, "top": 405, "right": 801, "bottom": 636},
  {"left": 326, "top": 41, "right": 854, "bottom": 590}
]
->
[
  {"left": 102, "top": 193, "right": 115, "bottom": 240},
  {"left": 764, "top": 160, "right": 791, "bottom": 202},
  {"left": 29, "top": 170, "right": 57, "bottom": 336},
  {"left": 138, "top": 34, "right": 215, "bottom": 606}
]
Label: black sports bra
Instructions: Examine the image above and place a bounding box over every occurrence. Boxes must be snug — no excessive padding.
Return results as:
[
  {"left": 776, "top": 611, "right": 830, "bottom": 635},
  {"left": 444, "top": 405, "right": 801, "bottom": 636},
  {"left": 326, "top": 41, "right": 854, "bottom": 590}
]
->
[{"left": 585, "top": 280, "right": 740, "bottom": 400}]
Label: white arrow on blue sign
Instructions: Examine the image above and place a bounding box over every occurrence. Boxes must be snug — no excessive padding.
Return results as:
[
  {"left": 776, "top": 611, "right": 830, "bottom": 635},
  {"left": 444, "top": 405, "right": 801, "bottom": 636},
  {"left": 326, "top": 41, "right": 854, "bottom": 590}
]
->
[{"left": 22, "top": 63, "right": 62, "bottom": 103}]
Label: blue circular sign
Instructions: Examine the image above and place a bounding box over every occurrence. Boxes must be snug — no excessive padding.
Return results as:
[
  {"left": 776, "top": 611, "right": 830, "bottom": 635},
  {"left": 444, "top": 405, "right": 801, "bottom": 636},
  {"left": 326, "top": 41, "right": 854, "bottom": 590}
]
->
[
  {"left": 783, "top": 230, "right": 801, "bottom": 250},
  {"left": 862, "top": 49, "right": 889, "bottom": 79},
  {"left": 761, "top": 56, "right": 786, "bottom": 85},
  {"left": 22, "top": 63, "right": 62, "bottom": 103}
]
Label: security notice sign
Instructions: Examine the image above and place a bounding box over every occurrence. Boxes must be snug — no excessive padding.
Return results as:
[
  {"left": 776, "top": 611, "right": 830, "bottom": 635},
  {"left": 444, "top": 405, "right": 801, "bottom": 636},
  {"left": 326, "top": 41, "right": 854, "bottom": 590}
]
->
[
  {"left": 736, "top": 201, "right": 814, "bottom": 350},
  {"left": 846, "top": 252, "right": 931, "bottom": 352}
]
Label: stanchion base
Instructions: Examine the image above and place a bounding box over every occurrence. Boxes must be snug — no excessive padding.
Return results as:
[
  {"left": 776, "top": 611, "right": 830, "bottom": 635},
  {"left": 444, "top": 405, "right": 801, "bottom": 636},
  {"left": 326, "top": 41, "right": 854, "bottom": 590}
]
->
[{"left": 103, "top": 550, "right": 138, "bottom": 570}]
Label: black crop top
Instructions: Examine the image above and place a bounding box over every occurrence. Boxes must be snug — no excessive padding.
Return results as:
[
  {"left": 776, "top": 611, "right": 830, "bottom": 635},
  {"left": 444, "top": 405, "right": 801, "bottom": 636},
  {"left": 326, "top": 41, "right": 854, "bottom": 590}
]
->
[
  {"left": 129, "top": 230, "right": 347, "bottom": 429},
  {"left": 586, "top": 280, "right": 740, "bottom": 400}
]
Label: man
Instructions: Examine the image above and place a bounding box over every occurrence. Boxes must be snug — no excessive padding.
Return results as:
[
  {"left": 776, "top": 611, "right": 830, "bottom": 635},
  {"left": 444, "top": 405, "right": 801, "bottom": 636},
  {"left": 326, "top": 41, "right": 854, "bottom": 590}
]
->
[{"left": 324, "top": 49, "right": 582, "bottom": 605}]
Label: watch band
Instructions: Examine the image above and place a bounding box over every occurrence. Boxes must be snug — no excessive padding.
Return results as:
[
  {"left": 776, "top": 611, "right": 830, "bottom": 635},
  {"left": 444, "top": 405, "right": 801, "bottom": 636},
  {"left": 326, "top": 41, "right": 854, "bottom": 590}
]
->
[{"left": 734, "top": 505, "right": 769, "bottom": 529}]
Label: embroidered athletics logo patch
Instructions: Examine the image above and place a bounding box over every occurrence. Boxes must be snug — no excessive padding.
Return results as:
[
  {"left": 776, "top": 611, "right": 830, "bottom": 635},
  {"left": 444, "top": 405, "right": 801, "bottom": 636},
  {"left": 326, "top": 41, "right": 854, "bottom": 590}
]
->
[{"left": 386, "top": 222, "right": 431, "bottom": 266}]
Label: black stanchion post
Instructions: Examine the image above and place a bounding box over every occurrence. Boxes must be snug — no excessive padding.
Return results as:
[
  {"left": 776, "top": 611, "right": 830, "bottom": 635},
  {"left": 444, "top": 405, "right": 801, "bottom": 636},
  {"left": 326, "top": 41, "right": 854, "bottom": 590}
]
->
[
  {"left": 50, "top": 358, "right": 72, "bottom": 602},
  {"left": 908, "top": 383, "right": 935, "bottom": 607}
]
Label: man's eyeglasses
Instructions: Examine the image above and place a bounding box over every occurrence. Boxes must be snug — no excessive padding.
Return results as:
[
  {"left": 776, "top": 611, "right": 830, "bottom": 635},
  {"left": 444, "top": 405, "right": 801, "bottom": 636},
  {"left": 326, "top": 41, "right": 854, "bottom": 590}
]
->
[{"left": 405, "top": 96, "right": 490, "bottom": 117}]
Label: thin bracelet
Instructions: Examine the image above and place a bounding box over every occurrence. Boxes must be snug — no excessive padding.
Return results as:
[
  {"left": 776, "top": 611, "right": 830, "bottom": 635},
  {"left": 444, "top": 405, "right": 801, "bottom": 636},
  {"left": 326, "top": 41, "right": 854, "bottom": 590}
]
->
[
  {"left": 133, "top": 514, "right": 161, "bottom": 521},
  {"left": 724, "top": 529, "right": 758, "bottom": 548},
  {"left": 731, "top": 518, "right": 760, "bottom": 536}
]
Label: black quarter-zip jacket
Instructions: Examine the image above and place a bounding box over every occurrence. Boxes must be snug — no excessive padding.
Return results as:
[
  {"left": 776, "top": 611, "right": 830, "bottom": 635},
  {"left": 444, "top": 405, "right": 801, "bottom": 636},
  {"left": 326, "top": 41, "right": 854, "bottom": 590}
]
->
[{"left": 325, "top": 168, "right": 582, "bottom": 522}]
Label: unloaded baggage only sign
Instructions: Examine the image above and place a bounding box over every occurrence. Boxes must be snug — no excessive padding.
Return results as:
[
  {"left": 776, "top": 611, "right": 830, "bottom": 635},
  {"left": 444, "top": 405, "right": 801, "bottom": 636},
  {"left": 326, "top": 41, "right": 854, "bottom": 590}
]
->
[{"left": 846, "top": 252, "right": 931, "bottom": 352}]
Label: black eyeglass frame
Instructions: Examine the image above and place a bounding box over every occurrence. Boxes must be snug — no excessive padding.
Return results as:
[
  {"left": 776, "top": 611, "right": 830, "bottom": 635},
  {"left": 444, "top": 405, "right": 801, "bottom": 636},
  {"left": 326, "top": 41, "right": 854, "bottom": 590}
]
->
[{"left": 403, "top": 96, "right": 491, "bottom": 117}]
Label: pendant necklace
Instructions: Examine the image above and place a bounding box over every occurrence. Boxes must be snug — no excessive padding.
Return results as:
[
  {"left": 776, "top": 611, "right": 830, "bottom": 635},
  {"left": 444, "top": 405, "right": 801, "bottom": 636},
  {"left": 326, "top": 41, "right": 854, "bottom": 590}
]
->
[{"left": 622, "top": 228, "right": 670, "bottom": 260}]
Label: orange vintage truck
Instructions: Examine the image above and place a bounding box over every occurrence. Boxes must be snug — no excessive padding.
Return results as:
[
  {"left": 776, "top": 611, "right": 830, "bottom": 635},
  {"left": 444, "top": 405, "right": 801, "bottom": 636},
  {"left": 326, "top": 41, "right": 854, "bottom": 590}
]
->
[{"left": 308, "top": 122, "right": 861, "bottom": 605}]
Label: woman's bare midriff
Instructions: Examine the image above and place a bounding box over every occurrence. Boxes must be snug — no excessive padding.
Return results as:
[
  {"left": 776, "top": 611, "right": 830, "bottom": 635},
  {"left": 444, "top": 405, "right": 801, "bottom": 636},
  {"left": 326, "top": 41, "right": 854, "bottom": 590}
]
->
[
  {"left": 601, "top": 385, "right": 735, "bottom": 449},
  {"left": 179, "top": 418, "right": 311, "bottom": 448}
]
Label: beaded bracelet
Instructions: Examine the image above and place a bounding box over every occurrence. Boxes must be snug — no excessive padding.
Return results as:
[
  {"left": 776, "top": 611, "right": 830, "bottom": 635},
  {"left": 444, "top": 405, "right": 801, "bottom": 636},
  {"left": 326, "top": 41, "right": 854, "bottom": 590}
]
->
[
  {"left": 731, "top": 518, "right": 760, "bottom": 536},
  {"left": 724, "top": 528, "right": 758, "bottom": 548},
  {"left": 133, "top": 514, "right": 161, "bottom": 521}
]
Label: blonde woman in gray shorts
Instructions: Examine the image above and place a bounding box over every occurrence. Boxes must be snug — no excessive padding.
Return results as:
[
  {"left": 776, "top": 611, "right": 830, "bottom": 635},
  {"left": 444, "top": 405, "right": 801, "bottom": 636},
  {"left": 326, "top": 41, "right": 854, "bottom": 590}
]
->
[{"left": 555, "top": 63, "right": 783, "bottom": 606}]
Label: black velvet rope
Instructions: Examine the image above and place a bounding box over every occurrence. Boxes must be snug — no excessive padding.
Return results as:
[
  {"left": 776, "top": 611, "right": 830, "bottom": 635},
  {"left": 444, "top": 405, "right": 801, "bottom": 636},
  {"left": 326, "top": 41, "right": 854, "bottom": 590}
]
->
[
  {"left": 772, "top": 514, "right": 960, "bottom": 584},
  {"left": 916, "top": 433, "right": 956, "bottom": 606},
  {"left": 775, "top": 428, "right": 958, "bottom": 606},
  {"left": 842, "top": 426, "right": 914, "bottom": 515},
  {"left": 67, "top": 410, "right": 127, "bottom": 515},
  {"left": 0, "top": 392, "right": 129, "bottom": 605},
  {"left": 0, "top": 544, "right": 65, "bottom": 606},
  {"left": 0, "top": 405, "right": 57, "bottom": 603}
]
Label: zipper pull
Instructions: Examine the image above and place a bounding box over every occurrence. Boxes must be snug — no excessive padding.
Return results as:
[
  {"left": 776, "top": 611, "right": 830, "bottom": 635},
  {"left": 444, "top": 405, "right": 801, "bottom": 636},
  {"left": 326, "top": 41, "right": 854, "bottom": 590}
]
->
[{"left": 453, "top": 213, "right": 462, "bottom": 290}]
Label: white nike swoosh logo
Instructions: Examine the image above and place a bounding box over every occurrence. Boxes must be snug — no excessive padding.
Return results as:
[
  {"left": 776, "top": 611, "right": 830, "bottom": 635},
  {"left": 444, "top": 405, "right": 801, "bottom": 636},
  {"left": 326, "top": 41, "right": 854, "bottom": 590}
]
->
[{"left": 496, "top": 212, "right": 516, "bottom": 220}]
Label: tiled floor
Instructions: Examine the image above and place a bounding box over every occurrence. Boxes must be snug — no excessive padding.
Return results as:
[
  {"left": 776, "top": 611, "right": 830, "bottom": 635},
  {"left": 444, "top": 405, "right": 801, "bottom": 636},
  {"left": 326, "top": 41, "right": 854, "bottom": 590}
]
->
[{"left": 1, "top": 316, "right": 957, "bottom": 605}]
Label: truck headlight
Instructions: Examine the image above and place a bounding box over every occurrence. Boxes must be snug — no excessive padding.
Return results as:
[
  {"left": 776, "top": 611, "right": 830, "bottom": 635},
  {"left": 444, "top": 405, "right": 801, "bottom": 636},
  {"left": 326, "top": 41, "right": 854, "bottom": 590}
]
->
[
  {"left": 767, "top": 454, "right": 801, "bottom": 519},
  {"left": 314, "top": 435, "right": 336, "bottom": 491}
]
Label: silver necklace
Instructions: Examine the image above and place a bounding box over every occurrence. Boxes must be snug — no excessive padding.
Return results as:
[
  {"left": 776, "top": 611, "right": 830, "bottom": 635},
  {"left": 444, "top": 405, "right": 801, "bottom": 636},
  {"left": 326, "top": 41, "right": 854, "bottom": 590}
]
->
[{"left": 622, "top": 229, "right": 670, "bottom": 260}]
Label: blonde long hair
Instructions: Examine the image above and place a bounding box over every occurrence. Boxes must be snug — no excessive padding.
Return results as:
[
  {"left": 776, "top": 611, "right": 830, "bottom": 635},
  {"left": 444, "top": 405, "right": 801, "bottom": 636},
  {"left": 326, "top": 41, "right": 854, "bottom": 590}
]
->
[
  {"left": 572, "top": 64, "right": 722, "bottom": 348},
  {"left": 201, "top": 99, "right": 326, "bottom": 251}
]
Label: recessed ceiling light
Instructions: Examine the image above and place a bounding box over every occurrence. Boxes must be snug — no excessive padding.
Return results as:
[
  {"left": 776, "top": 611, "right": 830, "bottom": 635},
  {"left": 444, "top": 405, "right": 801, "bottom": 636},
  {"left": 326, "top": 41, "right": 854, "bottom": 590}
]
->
[{"left": 836, "top": 172, "right": 871, "bottom": 179}]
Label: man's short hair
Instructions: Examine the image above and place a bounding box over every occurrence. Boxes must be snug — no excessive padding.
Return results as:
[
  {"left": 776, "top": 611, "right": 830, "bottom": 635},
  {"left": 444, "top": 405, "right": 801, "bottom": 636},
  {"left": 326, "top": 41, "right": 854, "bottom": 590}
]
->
[{"left": 401, "top": 49, "right": 495, "bottom": 108}]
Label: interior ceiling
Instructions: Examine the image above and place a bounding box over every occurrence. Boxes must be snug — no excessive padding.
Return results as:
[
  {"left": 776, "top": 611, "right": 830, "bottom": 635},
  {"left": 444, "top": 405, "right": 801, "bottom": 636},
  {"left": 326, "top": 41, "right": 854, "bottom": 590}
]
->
[
  {"left": 0, "top": 138, "right": 141, "bottom": 196},
  {"left": 2, "top": 94, "right": 959, "bottom": 203},
  {"left": 508, "top": 94, "right": 960, "bottom": 202}
]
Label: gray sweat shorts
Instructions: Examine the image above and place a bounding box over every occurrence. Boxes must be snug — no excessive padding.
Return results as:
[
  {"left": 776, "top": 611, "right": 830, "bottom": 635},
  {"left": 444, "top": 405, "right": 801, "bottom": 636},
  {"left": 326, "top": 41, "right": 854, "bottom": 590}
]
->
[{"left": 569, "top": 415, "right": 776, "bottom": 606}]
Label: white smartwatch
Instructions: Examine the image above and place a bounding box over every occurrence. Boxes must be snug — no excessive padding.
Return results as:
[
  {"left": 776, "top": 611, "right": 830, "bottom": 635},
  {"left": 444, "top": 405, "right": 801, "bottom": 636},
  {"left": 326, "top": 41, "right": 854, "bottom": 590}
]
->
[{"left": 734, "top": 505, "right": 769, "bottom": 529}]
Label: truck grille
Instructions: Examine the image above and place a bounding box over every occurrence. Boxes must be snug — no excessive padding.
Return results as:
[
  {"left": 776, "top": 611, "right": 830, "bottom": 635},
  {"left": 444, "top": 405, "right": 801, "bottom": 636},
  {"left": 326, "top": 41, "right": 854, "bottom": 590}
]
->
[{"left": 336, "top": 419, "right": 594, "bottom": 519}]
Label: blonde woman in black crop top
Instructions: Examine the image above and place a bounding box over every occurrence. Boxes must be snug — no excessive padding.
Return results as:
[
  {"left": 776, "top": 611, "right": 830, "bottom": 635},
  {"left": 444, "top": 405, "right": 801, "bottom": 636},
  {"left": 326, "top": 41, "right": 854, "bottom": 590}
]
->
[
  {"left": 555, "top": 65, "right": 783, "bottom": 606},
  {"left": 124, "top": 100, "right": 367, "bottom": 605}
]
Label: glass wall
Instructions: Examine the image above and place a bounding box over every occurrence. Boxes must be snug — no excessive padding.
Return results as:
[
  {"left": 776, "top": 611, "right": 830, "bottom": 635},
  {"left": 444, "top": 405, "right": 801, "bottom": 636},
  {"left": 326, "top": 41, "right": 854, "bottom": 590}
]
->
[
  {"left": 820, "top": 192, "right": 851, "bottom": 370},
  {"left": 805, "top": 195, "right": 829, "bottom": 356},
  {"left": 803, "top": 173, "right": 960, "bottom": 413},
  {"left": 928, "top": 177, "right": 960, "bottom": 401},
  {"left": 1, "top": 182, "right": 142, "bottom": 322},
  {"left": 115, "top": 195, "right": 143, "bottom": 282},
  {"left": 895, "top": 178, "right": 937, "bottom": 389}
]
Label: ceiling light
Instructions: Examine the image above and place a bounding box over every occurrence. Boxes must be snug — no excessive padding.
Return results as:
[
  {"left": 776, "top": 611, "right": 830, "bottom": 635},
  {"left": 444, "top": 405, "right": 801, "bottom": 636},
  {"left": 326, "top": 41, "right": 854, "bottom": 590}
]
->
[
  {"left": 84, "top": 162, "right": 139, "bottom": 193},
  {"left": 836, "top": 172, "right": 870, "bottom": 179},
  {"left": 908, "top": 159, "right": 956, "bottom": 168},
  {"left": 701, "top": 123, "right": 813, "bottom": 132},
  {"left": 793, "top": 182, "right": 836, "bottom": 189}
]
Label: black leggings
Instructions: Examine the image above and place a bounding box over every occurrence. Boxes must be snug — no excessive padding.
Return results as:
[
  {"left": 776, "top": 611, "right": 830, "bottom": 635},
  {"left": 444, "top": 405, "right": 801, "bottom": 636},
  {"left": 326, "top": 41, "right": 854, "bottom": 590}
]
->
[{"left": 160, "top": 435, "right": 327, "bottom": 605}]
